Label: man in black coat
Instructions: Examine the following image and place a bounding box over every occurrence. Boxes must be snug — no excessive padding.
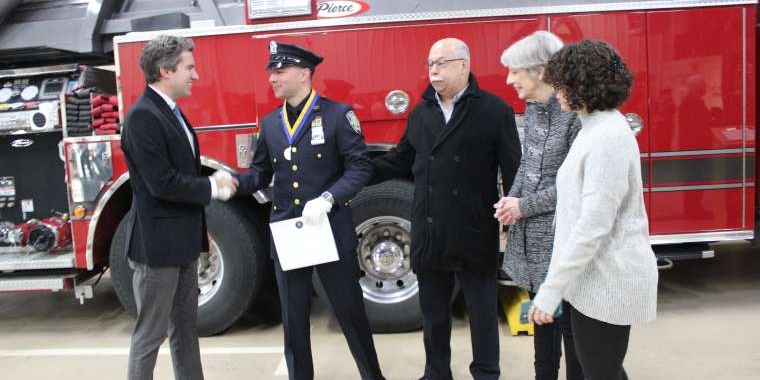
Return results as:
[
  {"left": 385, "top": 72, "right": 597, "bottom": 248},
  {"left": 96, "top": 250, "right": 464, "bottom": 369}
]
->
[
  {"left": 372, "top": 38, "right": 522, "bottom": 380},
  {"left": 121, "top": 35, "right": 237, "bottom": 380},
  {"left": 235, "top": 41, "right": 385, "bottom": 380}
]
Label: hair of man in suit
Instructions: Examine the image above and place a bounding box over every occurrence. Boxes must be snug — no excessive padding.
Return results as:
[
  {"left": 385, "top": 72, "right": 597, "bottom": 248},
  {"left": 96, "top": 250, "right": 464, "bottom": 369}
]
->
[{"left": 139, "top": 35, "right": 195, "bottom": 84}]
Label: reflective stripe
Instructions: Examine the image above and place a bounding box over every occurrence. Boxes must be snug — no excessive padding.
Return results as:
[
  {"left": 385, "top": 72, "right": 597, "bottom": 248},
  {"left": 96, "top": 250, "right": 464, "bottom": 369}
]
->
[
  {"left": 649, "top": 148, "right": 749, "bottom": 157},
  {"left": 649, "top": 230, "right": 753, "bottom": 245},
  {"left": 650, "top": 156, "right": 753, "bottom": 184},
  {"left": 650, "top": 183, "right": 751, "bottom": 192}
]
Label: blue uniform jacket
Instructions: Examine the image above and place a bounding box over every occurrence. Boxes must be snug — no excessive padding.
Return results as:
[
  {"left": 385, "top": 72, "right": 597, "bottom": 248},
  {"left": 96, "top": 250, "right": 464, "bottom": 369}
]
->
[{"left": 237, "top": 95, "right": 371, "bottom": 258}]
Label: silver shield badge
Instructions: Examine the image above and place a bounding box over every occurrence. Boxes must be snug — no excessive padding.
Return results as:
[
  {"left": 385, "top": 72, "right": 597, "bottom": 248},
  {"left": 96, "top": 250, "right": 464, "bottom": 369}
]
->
[
  {"left": 346, "top": 110, "right": 361, "bottom": 134},
  {"left": 269, "top": 41, "right": 278, "bottom": 54}
]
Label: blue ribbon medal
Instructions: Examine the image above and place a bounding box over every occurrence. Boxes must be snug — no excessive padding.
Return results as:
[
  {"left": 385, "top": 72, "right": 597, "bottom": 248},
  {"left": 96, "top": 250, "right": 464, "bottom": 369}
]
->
[{"left": 281, "top": 90, "right": 319, "bottom": 160}]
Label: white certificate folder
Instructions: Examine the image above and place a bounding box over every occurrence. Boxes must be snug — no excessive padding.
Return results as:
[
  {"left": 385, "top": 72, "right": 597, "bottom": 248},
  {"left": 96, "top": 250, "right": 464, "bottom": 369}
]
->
[{"left": 269, "top": 216, "right": 339, "bottom": 271}]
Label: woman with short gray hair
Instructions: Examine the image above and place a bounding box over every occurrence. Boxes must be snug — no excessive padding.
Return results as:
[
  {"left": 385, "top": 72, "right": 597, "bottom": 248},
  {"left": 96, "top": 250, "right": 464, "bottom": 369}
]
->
[{"left": 494, "top": 31, "right": 584, "bottom": 380}]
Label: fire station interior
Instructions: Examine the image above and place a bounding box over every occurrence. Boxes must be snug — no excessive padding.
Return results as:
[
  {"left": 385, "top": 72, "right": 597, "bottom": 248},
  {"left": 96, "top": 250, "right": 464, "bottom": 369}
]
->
[{"left": 0, "top": 1, "right": 758, "bottom": 380}]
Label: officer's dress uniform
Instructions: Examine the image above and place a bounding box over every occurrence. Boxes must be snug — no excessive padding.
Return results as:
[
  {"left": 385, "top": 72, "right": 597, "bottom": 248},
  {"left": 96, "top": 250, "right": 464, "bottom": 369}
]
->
[{"left": 236, "top": 51, "right": 384, "bottom": 378}]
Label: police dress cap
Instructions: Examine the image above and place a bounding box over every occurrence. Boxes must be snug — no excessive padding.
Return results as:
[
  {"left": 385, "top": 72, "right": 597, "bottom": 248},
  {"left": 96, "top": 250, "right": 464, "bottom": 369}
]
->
[{"left": 267, "top": 41, "right": 324, "bottom": 70}]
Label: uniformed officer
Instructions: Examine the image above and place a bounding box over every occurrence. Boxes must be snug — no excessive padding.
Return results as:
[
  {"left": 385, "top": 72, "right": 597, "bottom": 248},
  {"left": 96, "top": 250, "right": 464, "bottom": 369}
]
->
[{"left": 235, "top": 41, "right": 385, "bottom": 380}]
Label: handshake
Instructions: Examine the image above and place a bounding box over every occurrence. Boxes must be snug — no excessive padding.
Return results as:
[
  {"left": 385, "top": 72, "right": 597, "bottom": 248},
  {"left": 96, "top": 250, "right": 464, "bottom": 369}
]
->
[
  {"left": 206, "top": 170, "right": 333, "bottom": 225},
  {"left": 209, "top": 170, "right": 238, "bottom": 201}
]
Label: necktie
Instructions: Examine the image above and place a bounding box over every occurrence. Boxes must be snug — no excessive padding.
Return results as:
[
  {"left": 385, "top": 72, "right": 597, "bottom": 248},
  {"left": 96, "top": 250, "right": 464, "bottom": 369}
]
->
[{"left": 173, "top": 106, "right": 195, "bottom": 156}]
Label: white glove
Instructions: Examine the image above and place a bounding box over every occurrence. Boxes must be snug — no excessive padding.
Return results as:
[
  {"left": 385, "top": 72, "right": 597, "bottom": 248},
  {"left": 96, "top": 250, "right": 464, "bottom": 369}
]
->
[
  {"left": 302, "top": 196, "right": 333, "bottom": 225},
  {"left": 213, "top": 170, "right": 231, "bottom": 180},
  {"left": 215, "top": 185, "right": 233, "bottom": 201},
  {"left": 210, "top": 170, "right": 236, "bottom": 201}
]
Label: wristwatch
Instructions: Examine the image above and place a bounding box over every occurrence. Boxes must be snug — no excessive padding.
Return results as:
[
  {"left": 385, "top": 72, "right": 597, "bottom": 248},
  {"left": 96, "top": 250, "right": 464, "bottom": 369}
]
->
[{"left": 320, "top": 191, "right": 335, "bottom": 205}]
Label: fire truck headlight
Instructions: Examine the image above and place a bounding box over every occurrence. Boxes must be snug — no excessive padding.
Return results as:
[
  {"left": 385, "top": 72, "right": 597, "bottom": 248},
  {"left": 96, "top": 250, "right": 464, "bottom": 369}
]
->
[
  {"left": 65, "top": 141, "right": 113, "bottom": 203},
  {"left": 72, "top": 204, "right": 87, "bottom": 219},
  {"left": 625, "top": 113, "right": 644, "bottom": 136},
  {"left": 385, "top": 90, "right": 410, "bottom": 115}
]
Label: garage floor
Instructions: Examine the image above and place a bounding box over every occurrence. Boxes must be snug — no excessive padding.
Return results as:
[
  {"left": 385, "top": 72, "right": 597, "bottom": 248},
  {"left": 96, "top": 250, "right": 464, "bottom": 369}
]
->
[{"left": 0, "top": 241, "right": 758, "bottom": 380}]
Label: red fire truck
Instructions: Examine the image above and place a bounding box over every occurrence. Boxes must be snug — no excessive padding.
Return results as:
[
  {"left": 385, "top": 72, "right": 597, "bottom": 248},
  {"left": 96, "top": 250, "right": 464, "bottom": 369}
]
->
[{"left": 0, "top": 0, "right": 756, "bottom": 335}]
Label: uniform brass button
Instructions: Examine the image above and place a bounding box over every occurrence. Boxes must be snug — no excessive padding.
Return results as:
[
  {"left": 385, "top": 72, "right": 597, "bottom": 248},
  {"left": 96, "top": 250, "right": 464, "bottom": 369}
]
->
[
  {"left": 293, "top": 181, "right": 300, "bottom": 189},
  {"left": 428, "top": 155, "right": 435, "bottom": 161},
  {"left": 273, "top": 205, "right": 278, "bottom": 210},
  {"left": 291, "top": 147, "right": 298, "bottom": 153},
  {"left": 317, "top": 153, "right": 322, "bottom": 159},
  {"left": 451, "top": 189, "right": 459, "bottom": 196},
  {"left": 426, "top": 217, "right": 433, "bottom": 223},
  {"left": 291, "top": 164, "right": 298, "bottom": 171},
  {"left": 453, "top": 156, "right": 461, "bottom": 163},
  {"left": 273, "top": 157, "right": 278, "bottom": 163},
  {"left": 294, "top": 198, "right": 301, "bottom": 205}
]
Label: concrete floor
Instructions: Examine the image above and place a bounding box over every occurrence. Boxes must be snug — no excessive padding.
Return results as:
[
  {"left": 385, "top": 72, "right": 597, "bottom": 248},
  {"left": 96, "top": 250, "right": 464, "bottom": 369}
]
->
[{"left": 0, "top": 242, "right": 759, "bottom": 380}]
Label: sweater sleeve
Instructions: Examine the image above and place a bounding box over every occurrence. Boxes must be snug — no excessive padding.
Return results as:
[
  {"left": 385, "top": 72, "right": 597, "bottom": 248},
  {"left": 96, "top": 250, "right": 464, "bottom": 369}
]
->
[{"left": 532, "top": 131, "right": 630, "bottom": 314}]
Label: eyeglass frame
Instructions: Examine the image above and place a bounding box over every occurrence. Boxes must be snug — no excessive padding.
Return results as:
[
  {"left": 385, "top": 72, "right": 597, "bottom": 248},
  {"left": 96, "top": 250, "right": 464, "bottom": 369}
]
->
[{"left": 426, "top": 57, "right": 466, "bottom": 70}]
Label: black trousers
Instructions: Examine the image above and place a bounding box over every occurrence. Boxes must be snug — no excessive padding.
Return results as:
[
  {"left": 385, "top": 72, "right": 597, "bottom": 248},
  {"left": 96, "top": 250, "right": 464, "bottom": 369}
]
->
[
  {"left": 570, "top": 304, "right": 631, "bottom": 380},
  {"left": 417, "top": 269, "right": 500, "bottom": 380},
  {"left": 273, "top": 255, "right": 384, "bottom": 380},
  {"left": 528, "top": 293, "right": 584, "bottom": 380}
]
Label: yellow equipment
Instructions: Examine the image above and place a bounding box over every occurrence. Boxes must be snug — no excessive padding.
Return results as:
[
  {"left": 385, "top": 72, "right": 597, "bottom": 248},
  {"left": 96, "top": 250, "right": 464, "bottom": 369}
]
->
[{"left": 499, "top": 285, "right": 534, "bottom": 336}]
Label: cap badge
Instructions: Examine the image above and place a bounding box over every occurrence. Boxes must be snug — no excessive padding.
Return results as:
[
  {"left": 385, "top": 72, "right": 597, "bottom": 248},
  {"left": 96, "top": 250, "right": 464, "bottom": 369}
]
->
[{"left": 269, "top": 41, "right": 278, "bottom": 54}]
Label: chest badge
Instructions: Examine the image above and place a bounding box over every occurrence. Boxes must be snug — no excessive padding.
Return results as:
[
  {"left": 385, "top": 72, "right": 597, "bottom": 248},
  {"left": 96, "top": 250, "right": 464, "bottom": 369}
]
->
[
  {"left": 311, "top": 116, "right": 325, "bottom": 145},
  {"left": 284, "top": 146, "right": 292, "bottom": 161}
]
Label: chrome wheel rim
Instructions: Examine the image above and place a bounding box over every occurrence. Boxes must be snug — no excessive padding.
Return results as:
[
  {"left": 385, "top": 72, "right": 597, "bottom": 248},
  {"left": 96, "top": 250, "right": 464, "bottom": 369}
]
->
[
  {"left": 355, "top": 216, "right": 417, "bottom": 304},
  {"left": 197, "top": 236, "right": 224, "bottom": 306}
]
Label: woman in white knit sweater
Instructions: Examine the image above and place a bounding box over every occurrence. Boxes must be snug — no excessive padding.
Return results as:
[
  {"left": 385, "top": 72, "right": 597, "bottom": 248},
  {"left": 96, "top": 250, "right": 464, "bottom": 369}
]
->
[{"left": 529, "top": 40, "right": 658, "bottom": 380}]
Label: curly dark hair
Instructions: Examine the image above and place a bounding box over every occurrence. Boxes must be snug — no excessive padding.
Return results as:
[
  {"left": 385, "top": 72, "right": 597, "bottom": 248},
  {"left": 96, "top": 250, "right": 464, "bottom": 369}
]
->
[{"left": 543, "top": 39, "right": 633, "bottom": 112}]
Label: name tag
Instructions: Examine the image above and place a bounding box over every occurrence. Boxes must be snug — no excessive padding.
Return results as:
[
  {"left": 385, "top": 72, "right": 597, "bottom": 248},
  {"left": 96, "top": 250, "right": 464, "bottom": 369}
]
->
[{"left": 311, "top": 117, "right": 325, "bottom": 145}]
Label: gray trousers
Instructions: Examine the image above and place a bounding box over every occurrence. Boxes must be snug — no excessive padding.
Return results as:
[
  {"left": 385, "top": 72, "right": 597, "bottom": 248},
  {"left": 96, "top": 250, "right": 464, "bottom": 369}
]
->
[{"left": 127, "top": 259, "right": 204, "bottom": 380}]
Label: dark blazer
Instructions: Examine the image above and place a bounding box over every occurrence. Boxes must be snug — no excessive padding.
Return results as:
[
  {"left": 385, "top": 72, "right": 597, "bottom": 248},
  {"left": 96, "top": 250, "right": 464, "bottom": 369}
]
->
[
  {"left": 372, "top": 75, "right": 522, "bottom": 272},
  {"left": 121, "top": 86, "right": 211, "bottom": 266},
  {"left": 237, "top": 95, "right": 372, "bottom": 259}
]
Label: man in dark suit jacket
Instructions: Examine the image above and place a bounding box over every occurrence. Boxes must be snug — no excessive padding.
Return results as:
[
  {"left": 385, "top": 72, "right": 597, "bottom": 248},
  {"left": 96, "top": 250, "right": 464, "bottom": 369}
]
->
[
  {"left": 235, "top": 42, "right": 385, "bottom": 380},
  {"left": 120, "top": 35, "right": 237, "bottom": 380},
  {"left": 372, "top": 38, "right": 522, "bottom": 380}
]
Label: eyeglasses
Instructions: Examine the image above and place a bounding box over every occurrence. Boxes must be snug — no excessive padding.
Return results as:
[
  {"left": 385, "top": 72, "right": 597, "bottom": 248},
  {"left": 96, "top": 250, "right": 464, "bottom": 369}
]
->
[{"left": 426, "top": 58, "right": 465, "bottom": 69}]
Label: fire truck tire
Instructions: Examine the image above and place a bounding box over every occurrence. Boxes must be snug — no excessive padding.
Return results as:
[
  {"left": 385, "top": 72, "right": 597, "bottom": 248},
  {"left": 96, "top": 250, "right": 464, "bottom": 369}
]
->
[
  {"left": 109, "top": 201, "right": 268, "bottom": 336},
  {"left": 109, "top": 214, "right": 138, "bottom": 318},
  {"left": 314, "top": 179, "right": 422, "bottom": 333}
]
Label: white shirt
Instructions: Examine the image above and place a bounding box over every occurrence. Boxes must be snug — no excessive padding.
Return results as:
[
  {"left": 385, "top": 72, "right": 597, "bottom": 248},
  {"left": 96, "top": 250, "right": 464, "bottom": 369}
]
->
[
  {"left": 435, "top": 85, "right": 468, "bottom": 123},
  {"left": 533, "top": 109, "right": 658, "bottom": 325}
]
